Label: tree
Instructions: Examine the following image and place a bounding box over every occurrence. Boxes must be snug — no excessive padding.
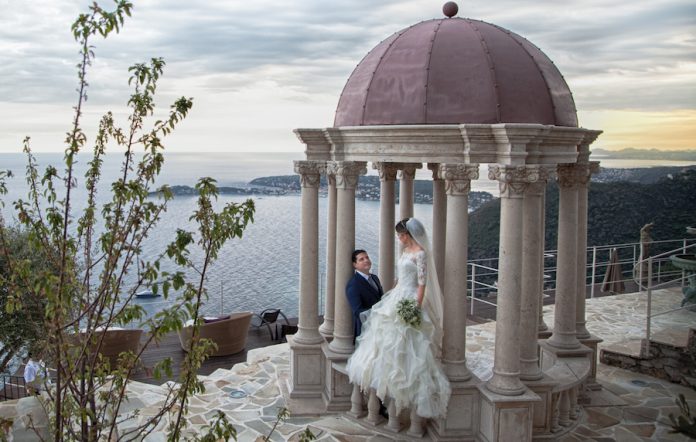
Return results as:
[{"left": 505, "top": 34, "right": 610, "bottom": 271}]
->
[
  {"left": 0, "top": 226, "right": 53, "bottom": 372},
  {"left": 0, "top": 2, "right": 255, "bottom": 441}
]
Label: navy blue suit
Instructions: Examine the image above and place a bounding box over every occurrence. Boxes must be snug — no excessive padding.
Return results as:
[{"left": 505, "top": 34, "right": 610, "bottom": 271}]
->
[{"left": 346, "top": 272, "right": 383, "bottom": 341}]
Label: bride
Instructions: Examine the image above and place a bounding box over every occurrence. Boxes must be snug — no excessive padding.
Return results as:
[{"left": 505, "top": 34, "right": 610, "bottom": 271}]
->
[{"left": 346, "top": 217, "right": 451, "bottom": 419}]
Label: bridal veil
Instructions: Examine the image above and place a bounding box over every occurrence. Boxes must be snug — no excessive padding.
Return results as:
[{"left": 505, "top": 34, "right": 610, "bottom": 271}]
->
[{"left": 406, "top": 218, "right": 445, "bottom": 357}]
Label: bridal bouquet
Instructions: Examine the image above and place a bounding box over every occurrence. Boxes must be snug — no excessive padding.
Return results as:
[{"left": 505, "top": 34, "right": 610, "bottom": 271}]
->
[{"left": 396, "top": 299, "right": 422, "bottom": 329}]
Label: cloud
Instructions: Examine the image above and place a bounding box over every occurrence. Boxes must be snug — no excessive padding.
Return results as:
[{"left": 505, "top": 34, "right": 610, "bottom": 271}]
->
[{"left": 0, "top": 0, "right": 694, "bottom": 152}]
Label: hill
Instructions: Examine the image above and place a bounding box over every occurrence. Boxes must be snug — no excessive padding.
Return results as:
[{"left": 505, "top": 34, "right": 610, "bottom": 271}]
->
[
  {"left": 250, "top": 175, "right": 494, "bottom": 211},
  {"left": 468, "top": 169, "right": 696, "bottom": 259},
  {"left": 592, "top": 148, "right": 696, "bottom": 161}
]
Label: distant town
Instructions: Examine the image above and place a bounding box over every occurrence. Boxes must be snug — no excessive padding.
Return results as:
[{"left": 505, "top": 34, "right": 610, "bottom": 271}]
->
[
  {"left": 153, "top": 175, "right": 496, "bottom": 211},
  {"left": 155, "top": 164, "right": 696, "bottom": 213}
]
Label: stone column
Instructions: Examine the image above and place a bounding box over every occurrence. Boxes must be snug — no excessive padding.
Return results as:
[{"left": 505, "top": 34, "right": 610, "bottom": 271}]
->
[
  {"left": 547, "top": 164, "right": 582, "bottom": 350},
  {"left": 328, "top": 161, "right": 367, "bottom": 354},
  {"left": 520, "top": 167, "right": 553, "bottom": 381},
  {"left": 486, "top": 165, "right": 534, "bottom": 396},
  {"left": 319, "top": 171, "right": 337, "bottom": 337},
  {"left": 538, "top": 188, "right": 550, "bottom": 335},
  {"left": 439, "top": 163, "right": 479, "bottom": 380},
  {"left": 428, "top": 163, "right": 447, "bottom": 290},
  {"left": 575, "top": 162, "right": 600, "bottom": 339},
  {"left": 289, "top": 160, "right": 325, "bottom": 399},
  {"left": 398, "top": 163, "right": 421, "bottom": 220},
  {"left": 374, "top": 162, "right": 398, "bottom": 291},
  {"left": 293, "top": 160, "right": 324, "bottom": 345}
]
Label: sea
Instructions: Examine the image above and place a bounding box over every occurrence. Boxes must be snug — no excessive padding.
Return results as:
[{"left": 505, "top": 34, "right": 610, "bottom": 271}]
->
[{"left": 1, "top": 151, "right": 694, "bottom": 321}]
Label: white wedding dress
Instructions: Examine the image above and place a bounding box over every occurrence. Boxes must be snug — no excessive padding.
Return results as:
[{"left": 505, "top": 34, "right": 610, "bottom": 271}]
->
[{"left": 346, "top": 250, "right": 451, "bottom": 418}]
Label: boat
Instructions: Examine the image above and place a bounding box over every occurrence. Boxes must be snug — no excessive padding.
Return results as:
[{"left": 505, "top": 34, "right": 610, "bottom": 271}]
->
[{"left": 135, "top": 289, "right": 160, "bottom": 299}]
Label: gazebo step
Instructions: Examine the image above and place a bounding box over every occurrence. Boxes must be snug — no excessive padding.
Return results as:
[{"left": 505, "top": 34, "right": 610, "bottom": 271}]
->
[
  {"left": 600, "top": 328, "right": 696, "bottom": 386},
  {"left": 600, "top": 339, "right": 645, "bottom": 359},
  {"left": 650, "top": 327, "right": 691, "bottom": 348}
]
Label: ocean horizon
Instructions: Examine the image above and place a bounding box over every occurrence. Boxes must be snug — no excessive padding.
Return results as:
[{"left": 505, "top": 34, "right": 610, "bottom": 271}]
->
[{"left": 1, "top": 152, "right": 695, "bottom": 320}]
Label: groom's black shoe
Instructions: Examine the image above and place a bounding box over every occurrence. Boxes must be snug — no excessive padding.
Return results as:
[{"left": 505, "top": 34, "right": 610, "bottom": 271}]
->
[{"left": 379, "top": 404, "right": 389, "bottom": 419}]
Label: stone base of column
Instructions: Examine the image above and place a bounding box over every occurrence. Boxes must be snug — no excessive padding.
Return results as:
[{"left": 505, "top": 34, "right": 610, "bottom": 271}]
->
[
  {"left": 429, "top": 376, "right": 482, "bottom": 441},
  {"left": 318, "top": 320, "right": 334, "bottom": 339},
  {"left": 485, "top": 371, "right": 527, "bottom": 396},
  {"left": 537, "top": 328, "right": 553, "bottom": 340},
  {"left": 443, "top": 358, "right": 474, "bottom": 382},
  {"left": 523, "top": 375, "right": 557, "bottom": 436},
  {"left": 539, "top": 340, "right": 593, "bottom": 360},
  {"left": 579, "top": 335, "right": 603, "bottom": 391},
  {"left": 477, "top": 384, "right": 540, "bottom": 442},
  {"left": 321, "top": 343, "right": 353, "bottom": 412},
  {"left": 288, "top": 336, "right": 325, "bottom": 400}
]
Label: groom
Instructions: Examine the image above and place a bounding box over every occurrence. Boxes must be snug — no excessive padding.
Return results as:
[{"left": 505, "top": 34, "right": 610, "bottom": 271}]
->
[{"left": 346, "top": 249, "right": 384, "bottom": 342}]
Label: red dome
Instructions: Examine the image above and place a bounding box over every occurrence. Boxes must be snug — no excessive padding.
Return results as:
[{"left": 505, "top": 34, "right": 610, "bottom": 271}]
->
[{"left": 334, "top": 18, "right": 577, "bottom": 127}]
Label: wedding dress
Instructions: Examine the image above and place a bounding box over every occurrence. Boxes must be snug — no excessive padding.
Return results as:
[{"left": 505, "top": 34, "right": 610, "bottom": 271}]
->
[{"left": 346, "top": 249, "right": 451, "bottom": 419}]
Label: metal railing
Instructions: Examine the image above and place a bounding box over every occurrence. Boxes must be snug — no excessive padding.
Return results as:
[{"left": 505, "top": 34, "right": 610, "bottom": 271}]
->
[
  {"left": 0, "top": 374, "right": 27, "bottom": 401},
  {"left": 633, "top": 240, "right": 696, "bottom": 355},
  {"left": 466, "top": 237, "right": 696, "bottom": 320}
]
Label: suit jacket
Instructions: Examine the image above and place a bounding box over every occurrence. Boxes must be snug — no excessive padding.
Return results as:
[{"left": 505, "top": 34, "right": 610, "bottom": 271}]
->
[{"left": 345, "top": 272, "right": 384, "bottom": 341}]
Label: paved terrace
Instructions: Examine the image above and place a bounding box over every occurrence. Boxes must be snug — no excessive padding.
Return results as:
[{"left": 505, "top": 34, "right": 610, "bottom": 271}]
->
[{"left": 1, "top": 287, "right": 694, "bottom": 441}]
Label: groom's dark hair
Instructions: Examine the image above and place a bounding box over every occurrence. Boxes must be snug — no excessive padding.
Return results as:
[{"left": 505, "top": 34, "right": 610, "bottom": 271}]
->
[{"left": 352, "top": 249, "right": 367, "bottom": 263}]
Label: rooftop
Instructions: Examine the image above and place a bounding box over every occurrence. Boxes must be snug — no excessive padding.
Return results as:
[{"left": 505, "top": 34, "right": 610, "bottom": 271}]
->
[{"left": 334, "top": 15, "right": 578, "bottom": 128}]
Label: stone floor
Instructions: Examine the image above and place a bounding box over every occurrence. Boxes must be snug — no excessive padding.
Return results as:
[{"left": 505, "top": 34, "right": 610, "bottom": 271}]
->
[{"left": 1, "top": 287, "right": 694, "bottom": 441}]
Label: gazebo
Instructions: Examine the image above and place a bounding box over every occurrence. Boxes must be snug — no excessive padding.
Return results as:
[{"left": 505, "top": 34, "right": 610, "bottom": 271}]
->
[{"left": 287, "top": 3, "right": 602, "bottom": 440}]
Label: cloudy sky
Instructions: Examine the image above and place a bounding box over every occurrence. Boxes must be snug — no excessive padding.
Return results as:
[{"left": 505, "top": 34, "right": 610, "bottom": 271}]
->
[{"left": 0, "top": 0, "right": 694, "bottom": 153}]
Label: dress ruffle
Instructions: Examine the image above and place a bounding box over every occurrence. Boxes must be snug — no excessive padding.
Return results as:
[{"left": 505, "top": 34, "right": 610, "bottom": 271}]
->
[{"left": 346, "top": 276, "right": 451, "bottom": 418}]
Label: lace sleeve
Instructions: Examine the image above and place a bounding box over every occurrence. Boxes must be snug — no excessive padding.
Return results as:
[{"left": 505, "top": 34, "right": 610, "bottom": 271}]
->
[{"left": 416, "top": 250, "right": 427, "bottom": 286}]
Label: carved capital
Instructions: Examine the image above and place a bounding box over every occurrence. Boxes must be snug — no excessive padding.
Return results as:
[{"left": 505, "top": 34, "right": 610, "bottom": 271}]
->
[
  {"left": 427, "top": 163, "right": 442, "bottom": 181},
  {"left": 557, "top": 162, "right": 598, "bottom": 189},
  {"left": 327, "top": 161, "right": 367, "bottom": 190},
  {"left": 489, "top": 165, "right": 551, "bottom": 198},
  {"left": 293, "top": 160, "right": 324, "bottom": 188},
  {"left": 589, "top": 161, "right": 601, "bottom": 174},
  {"left": 525, "top": 180, "right": 546, "bottom": 196},
  {"left": 325, "top": 173, "right": 336, "bottom": 187},
  {"left": 439, "top": 163, "right": 479, "bottom": 196},
  {"left": 372, "top": 162, "right": 399, "bottom": 182},
  {"left": 397, "top": 163, "right": 422, "bottom": 181}
]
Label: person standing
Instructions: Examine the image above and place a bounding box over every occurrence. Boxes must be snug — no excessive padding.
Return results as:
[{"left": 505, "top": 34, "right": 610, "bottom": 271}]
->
[
  {"left": 346, "top": 249, "right": 383, "bottom": 342},
  {"left": 346, "top": 218, "right": 451, "bottom": 419},
  {"left": 23, "top": 352, "right": 44, "bottom": 395}
]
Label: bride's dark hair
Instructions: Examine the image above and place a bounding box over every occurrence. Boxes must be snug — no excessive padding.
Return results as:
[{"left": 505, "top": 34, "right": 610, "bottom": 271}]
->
[{"left": 395, "top": 218, "right": 410, "bottom": 235}]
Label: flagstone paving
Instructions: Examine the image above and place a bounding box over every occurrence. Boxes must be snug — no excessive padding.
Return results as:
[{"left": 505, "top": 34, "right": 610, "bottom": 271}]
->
[{"left": 1, "top": 287, "right": 694, "bottom": 440}]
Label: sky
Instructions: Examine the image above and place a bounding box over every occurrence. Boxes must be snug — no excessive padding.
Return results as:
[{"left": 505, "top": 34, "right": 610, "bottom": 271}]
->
[{"left": 0, "top": 0, "right": 694, "bottom": 154}]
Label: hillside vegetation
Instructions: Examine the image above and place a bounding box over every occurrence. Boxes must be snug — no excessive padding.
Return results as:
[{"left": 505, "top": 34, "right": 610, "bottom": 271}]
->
[{"left": 468, "top": 169, "right": 696, "bottom": 259}]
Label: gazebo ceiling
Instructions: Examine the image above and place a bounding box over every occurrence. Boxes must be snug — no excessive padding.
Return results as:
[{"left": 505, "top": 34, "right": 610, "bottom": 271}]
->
[{"left": 334, "top": 14, "right": 578, "bottom": 128}]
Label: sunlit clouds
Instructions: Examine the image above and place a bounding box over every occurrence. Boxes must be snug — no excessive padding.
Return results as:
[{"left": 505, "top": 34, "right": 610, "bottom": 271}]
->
[{"left": 0, "top": 0, "right": 694, "bottom": 152}]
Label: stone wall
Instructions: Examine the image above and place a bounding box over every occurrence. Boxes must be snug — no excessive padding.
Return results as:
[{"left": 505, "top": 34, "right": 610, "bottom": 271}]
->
[{"left": 600, "top": 329, "right": 696, "bottom": 389}]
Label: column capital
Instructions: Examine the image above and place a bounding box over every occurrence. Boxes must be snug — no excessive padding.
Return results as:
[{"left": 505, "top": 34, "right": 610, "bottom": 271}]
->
[
  {"left": 294, "top": 160, "right": 324, "bottom": 188},
  {"left": 488, "top": 164, "right": 551, "bottom": 198},
  {"left": 427, "top": 163, "right": 443, "bottom": 181},
  {"left": 579, "top": 161, "right": 601, "bottom": 188},
  {"left": 557, "top": 162, "right": 599, "bottom": 189},
  {"left": 439, "top": 163, "right": 479, "bottom": 196},
  {"left": 372, "top": 162, "right": 399, "bottom": 182},
  {"left": 525, "top": 165, "right": 555, "bottom": 196},
  {"left": 327, "top": 160, "right": 367, "bottom": 190},
  {"left": 396, "top": 162, "right": 422, "bottom": 180}
]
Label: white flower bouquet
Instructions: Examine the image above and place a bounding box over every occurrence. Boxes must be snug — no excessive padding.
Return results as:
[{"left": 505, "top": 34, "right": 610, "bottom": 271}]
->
[{"left": 396, "top": 299, "right": 422, "bottom": 329}]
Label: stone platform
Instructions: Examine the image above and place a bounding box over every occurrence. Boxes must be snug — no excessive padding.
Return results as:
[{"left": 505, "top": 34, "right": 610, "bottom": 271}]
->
[{"left": 1, "top": 287, "right": 694, "bottom": 441}]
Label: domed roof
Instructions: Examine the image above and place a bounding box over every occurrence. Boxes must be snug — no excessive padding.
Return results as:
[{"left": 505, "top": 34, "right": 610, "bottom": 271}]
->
[{"left": 334, "top": 16, "right": 577, "bottom": 127}]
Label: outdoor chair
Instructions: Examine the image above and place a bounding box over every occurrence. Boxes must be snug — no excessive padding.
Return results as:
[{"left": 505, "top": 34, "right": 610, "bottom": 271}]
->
[
  {"left": 252, "top": 308, "right": 290, "bottom": 340},
  {"left": 178, "top": 311, "right": 253, "bottom": 356},
  {"left": 97, "top": 329, "right": 143, "bottom": 365},
  {"left": 71, "top": 328, "right": 143, "bottom": 367}
]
